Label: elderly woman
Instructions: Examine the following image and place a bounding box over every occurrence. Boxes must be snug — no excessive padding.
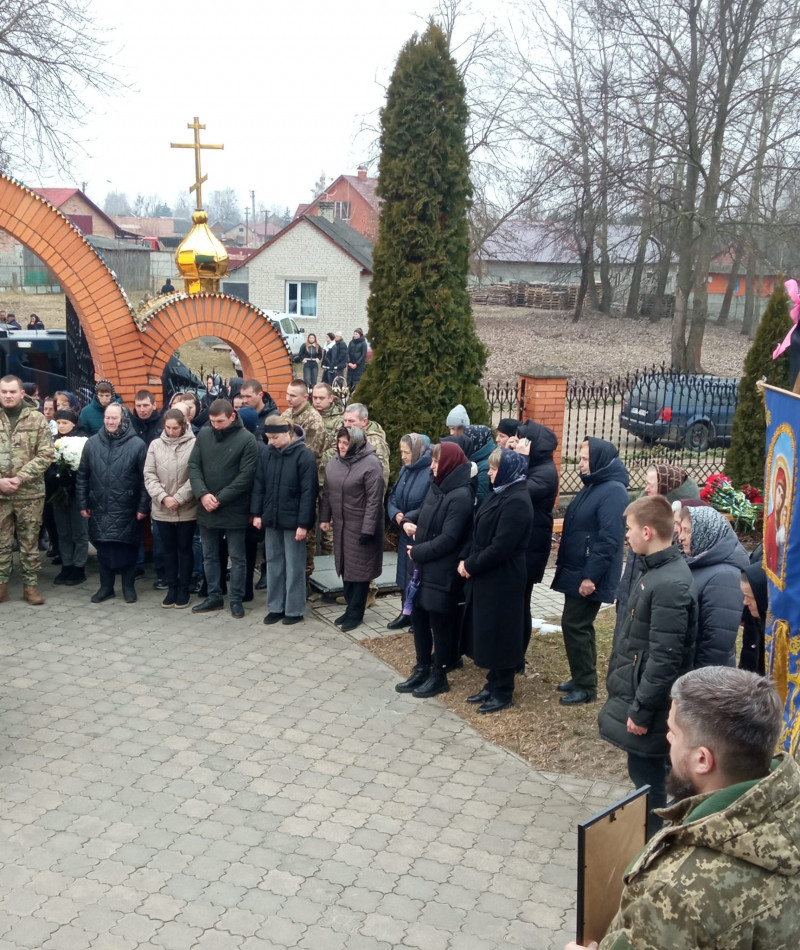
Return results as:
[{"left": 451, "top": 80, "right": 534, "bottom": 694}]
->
[
  {"left": 76, "top": 403, "right": 149, "bottom": 604},
  {"left": 677, "top": 505, "right": 750, "bottom": 667},
  {"left": 458, "top": 448, "right": 533, "bottom": 713},
  {"left": 144, "top": 408, "right": 197, "bottom": 609},
  {"left": 395, "top": 442, "right": 474, "bottom": 697},
  {"left": 319, "top": 426, "right": 385, "bottom": 632},
  {"left": 385, "top": 433, "right": 432, "bottom": 629}
]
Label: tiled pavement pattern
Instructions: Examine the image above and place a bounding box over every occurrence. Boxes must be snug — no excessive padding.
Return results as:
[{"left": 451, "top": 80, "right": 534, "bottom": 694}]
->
[{"left": 1, "top": 564, "right": 628, "bottom": 950}]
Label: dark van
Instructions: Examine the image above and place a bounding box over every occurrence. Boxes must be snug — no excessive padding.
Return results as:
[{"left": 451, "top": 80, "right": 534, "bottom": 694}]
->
[{"left": 620, "top": 373, "right": 739, "bottom": 451}]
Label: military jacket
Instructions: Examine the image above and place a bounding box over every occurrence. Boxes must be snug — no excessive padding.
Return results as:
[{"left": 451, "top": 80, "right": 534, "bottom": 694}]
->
[
  {"left": 281, "top": 400, "right": 326, "bottom": 463},
  {"left": 601, "top": 753, "right": 800, "bottom": 949},
  {"left": 364, "top": 419, "right": 390, "bottom": 488},
  {"left": 319, "top": 402, "right": 345, "bottom": 473},
  {"left": 0, "top": 401, "right": 54, "bottom": 499}
]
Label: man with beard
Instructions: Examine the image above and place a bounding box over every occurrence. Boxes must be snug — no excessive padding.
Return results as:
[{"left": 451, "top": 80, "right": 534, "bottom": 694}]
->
[
  {"left": 567, "top": 668, "right": 800, "bottom": 949},
  {"left": 597, "top": 494, "right": 697, "bottom": 838}
]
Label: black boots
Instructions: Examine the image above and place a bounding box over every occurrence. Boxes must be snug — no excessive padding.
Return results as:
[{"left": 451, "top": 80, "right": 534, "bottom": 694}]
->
[
  {"left": 412, "top": 668, "right": 450, "bottom": 698},
  {"left": 121, "top": 567, "right": 138, "bottom": 604},
  {"left": 91, "top": 565, "right": 115, "bottom": 603},
  {"left": 386, "top": 613, "right": 412, "bottom": 630},
  {"left": 395, "top": 665, "right": 430, "bottom": 693}
]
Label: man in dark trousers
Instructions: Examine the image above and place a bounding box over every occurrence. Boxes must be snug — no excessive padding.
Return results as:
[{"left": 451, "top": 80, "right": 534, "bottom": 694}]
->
[
  {"left": 598, "top": 494, "right": 697, "bottom": 837},
  {"left": 188, "top": 399, "right": 257, "bottom": 619},
  {"left": 551, "top": 437, "right": 629, "bottom": 706}
]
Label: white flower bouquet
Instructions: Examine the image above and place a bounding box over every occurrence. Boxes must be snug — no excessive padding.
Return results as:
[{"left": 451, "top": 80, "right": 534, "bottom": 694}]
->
[{"left": 49, "top": 436, "right": 88, "bottom": 507}]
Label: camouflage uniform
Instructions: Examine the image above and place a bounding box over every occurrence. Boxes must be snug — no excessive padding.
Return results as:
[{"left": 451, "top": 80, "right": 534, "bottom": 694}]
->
[
  {"left": 364, "top": 419, "right": 390, "bottom": 489},
  {"left": 318, "top": 401, "right": 345, "bottom": 555},
  {"left": 281, "top": 400, "right": 326, "bottom": 577},
  {"left": 0, "top": 399, "right": 55, "bottom": 583},
  {"left": 600, "top": 752, "right": 800, "bottom": 949}
]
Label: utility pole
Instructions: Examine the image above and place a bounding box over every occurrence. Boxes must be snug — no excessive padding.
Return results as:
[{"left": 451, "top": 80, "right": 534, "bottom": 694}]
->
[
  {"left": 244, "top": 207, "right": 250, "bottom": 247},
  {"left": 250, "top": 190, "right": 256, "bottom": 242}
]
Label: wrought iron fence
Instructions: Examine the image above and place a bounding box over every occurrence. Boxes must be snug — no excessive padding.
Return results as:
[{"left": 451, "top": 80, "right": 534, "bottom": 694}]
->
[{"left": 483, "top": 364, "right": 739, "bottom": 500}]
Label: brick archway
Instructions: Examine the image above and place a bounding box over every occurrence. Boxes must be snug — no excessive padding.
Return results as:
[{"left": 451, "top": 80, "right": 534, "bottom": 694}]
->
[
  {"left": 0, "top": 175, "right": 291, "bottom": 408},
  {"left": 139, "top": 294, "right": 293, "bottom": 410}
]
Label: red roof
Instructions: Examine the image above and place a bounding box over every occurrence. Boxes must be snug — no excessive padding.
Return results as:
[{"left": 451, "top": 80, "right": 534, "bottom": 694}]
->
[{"left": 34, "top": 187, "right": 136, "bottom": 239}]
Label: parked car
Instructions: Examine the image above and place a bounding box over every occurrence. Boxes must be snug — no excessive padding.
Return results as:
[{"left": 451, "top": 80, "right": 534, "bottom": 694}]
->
[
  {"left": 261, "top": 310, "right": 306, "bottom": 358},
  {"left": 620, "top": 373, "right": 739, "bottom": 451},
  {"left": 0, "top": 328, "right": 205, "bottom": 404}
]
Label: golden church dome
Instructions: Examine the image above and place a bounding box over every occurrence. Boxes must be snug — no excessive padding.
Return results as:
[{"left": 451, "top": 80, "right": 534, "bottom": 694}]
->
[{"left": 175, "top": 209, "right": 229, "bottom": 294}]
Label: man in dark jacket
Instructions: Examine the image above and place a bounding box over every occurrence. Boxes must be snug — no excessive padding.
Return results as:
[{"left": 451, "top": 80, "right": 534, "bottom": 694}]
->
[
  {"left": 130, "top": 390, "right": 162, "bottom": 446},
  {"left": 188, "top": 399, "right": 257, "bottom": 618},
  {"left": 598, "top": 494, "right": 697, "bottom": 838},
  {"left": 251, "top": 419, "right": 317, "bottom": 626},
  {"left": 239, "top": 379, "right": 279, "bottom": 439},
  {"left": 552, "top": 436, "right": 629, "bottom": 705}
]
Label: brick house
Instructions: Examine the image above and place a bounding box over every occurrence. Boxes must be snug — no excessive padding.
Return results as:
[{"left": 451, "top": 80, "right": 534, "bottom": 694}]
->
[
  {"left": 298, "top": 166, "right": 381, "bottom": 244},
  {"left": 247, "top": 214, "right": 373, "bottom": 340}
]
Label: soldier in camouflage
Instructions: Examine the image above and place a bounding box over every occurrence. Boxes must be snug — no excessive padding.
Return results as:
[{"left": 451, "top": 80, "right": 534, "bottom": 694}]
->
[
  {"left": 0, "top": 375, "right": 54, "bottom": 603},
  {"left": 312, "top": 383, "right": 344, "bottom": 556},
  {"left": 567, "top": 667, "right": 800, "bottom": 950},
  {"left": 281, "top": 379, "right": 326, "bottom": 581}
]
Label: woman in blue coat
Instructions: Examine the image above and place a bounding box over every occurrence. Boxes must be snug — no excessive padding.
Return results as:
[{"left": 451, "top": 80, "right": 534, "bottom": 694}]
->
[{"left": 386, "top": 433, "right": 431, "bottom": 629}]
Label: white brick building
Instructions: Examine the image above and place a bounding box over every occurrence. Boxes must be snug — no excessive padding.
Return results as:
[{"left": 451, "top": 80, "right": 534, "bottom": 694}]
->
[{"left": 247, "top": 214, "right": 373, "bottom": 340}]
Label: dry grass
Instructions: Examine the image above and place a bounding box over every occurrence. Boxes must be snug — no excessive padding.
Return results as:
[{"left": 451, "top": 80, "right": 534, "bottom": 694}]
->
[{"left": 363, "top": 608, "right": 629, "bottom": 783}]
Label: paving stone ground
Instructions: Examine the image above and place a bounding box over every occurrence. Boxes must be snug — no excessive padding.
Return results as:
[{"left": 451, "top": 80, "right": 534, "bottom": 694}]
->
[{"left": 0, "top": 561, "right": 628, "bottom": 950}]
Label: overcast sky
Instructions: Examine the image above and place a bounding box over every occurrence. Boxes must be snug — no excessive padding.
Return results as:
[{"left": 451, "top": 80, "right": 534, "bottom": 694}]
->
[{"left": 38, "top": 0, "right": 501, "bottom": 218}]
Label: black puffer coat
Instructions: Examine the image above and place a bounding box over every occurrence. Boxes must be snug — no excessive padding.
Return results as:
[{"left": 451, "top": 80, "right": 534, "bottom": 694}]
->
[
  {"left": 463, "top": 480, "right": 533, "bottom": 670},
  {"left": 407, "top": 462, "right": 473, "bottom": 614},
  {"left": 320, "top": 442, "right": 384, "bottom": 581},
  {"left": 517, "top": 419, "right": 559, "bottom": 583},
  {"left": 599, "top": 544, "right": 697, "bottom": 757},
  {"left": 552, "top": 437, "right": 629, "bottom": 603},
  {"left": 76, "top": 426, "right": 149, "bottom": 545},
  {"left": 250, "top": 428, "right": 318, "bottom": 531}
]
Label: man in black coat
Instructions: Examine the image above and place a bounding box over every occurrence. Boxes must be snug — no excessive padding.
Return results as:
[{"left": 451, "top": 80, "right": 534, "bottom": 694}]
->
[
  {"left": 130, "top": 388, "right": 165, "bottom": 587},
  {"left": 188, "top": 399, "right": 257, "bottom": 619},
  {"left": 552, "top": 437, "right": 629, "bottom": 705},
  {"left": 598, "top": 495, "right": 697, "bottom": 838},
  {"left": 239, "top": 379, "right": 279, "bottom": 439}
]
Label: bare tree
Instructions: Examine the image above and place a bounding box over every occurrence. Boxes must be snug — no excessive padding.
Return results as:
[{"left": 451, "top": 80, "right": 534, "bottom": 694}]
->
[
  {"left": 173, "top": 192, "right": 192, "bottom": 220},
  {"left": 103, "top": 191, "right": 131, "bottom": 216},
  {"left": 206, "top": 188, "right": 241, "bottom": 229},
  {"left": 0, "top": 0, "right": 119, "bottom": 176}
]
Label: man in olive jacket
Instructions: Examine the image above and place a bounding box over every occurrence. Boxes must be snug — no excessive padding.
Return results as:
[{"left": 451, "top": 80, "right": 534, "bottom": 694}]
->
[
  {"left": 598, "top": 494, "right": 697, "bottom": 838},
  {"left": 188, "top": 399, "right": 257, "bottom": 618}
]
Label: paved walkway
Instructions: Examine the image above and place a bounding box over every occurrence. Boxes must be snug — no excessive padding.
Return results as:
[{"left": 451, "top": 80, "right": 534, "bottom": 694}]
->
[{"left": 0, "top": 562, "right": 627, "bottom": 950}]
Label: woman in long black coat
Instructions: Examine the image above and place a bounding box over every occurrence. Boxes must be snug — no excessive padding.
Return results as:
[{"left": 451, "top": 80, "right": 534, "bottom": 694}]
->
[
  {"left": 346, "top": 328, "right": 367, "bottom": 393},
  {"left": 396, "top": 442, "right": 474, "bottom": 698},
  {"left": 459, "top": 448, "right": 533, "bottom": 714},
  {"left": 386, "top": 432, "right": 431, "bottom": 627}
]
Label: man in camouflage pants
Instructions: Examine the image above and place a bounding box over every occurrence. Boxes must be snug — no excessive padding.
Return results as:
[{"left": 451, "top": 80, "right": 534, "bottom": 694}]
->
[
  {"left": 0, "top": 375, "right": 54, "bottom": 603},
  {"left": 281, "top": 379, "right": 326, "bottom": 582},
  {"left": 312, "top": 383, "right": 344, "bottom": 556},
  {"left": 566, "top": 667, "right": 800, "bottom": 950}
]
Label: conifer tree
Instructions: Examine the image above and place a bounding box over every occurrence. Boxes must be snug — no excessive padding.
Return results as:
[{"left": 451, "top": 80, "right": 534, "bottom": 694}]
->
[
  {"left": 355, "top": 23, "right": 488, "bottom": 466},
  {"left": 725, "top": 282, "right": 792, "bottom": 488}
]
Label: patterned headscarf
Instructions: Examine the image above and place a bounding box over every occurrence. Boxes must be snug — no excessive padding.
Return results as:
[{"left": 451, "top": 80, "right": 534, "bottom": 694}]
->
[
  {"left": 687, "top": 505, "right": 730, "bottom": 557},
  {"left": 652, "top": 463, "right": 689, "bottom": 495},
  {"left": 493, "top": 448, "right": 527, "bottom": 492}
]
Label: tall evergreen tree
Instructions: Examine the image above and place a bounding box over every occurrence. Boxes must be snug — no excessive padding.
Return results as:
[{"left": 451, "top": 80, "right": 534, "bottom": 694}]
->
[
  {"left": 725, "top": 282, "right": 792, "bottom": 488},
  {"left": 356, "top": 22, "right": 488, "bottom": 467}
]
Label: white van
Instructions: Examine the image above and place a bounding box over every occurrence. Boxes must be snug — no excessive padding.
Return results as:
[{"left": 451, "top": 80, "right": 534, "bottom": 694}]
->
[{"left": 262, "top": 310, "right": 306, "bottom": 358}]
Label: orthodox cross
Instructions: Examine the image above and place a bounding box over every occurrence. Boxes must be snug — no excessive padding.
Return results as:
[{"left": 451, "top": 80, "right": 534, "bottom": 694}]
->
[{"left": 170, "top": 117, "right": 224, "bottom": 211}]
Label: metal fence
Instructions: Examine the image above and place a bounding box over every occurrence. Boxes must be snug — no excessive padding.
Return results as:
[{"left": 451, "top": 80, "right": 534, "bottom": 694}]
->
[{"left": 484, "top": 364, "right": 738, "bottom": 500}]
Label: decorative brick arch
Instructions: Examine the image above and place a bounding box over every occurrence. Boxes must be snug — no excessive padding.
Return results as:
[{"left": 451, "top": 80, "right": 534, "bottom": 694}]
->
[
  {"left": 0, "top": 175, "right": 291, "bottom": 408},
  {"left": 139, "top": 294, "right": 293, "bottom": 410}
]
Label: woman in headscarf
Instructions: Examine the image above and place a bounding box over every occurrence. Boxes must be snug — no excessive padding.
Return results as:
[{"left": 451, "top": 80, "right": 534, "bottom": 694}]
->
[
  {"left": 677, "top": 505, "right": 750, "bottom": 667},
  {"left": 458, "top": 448, "right": 533, "bottom": 713},
  {"left": 394, "top": 442, "right": 474, "bottom": 697},
  {"left": 76, "top": 403, "right": 149, "bottom": 604},
  {"left": 740, "top": 555, "right": 768, "bottom": 675},
  {"left": 319, "top": 426, "right": 385, "bottom": 632},
  {"left": 386, "top": 433, "right": 432, "bottom": 629}
]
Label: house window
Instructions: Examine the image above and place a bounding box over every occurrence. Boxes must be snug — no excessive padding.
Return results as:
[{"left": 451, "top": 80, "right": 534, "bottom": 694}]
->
[
  {"left": 334, "top": 201, "right": 351, "bottom": 221},
  {"left": 286, "top": 281, "right": 318, "bottom": 317}
]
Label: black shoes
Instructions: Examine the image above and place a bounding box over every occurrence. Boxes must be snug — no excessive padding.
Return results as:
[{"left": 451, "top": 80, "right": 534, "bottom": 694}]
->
[
  {"left": 282, "top": 615, "right": 303, "bottom": 625},
  {"left": 466, "top": 688, "right": 491, "bottom": 705},
  {"left": 477, "top": 697, "right": 512, "bottom": 714},
  {"left": 90, "top": 587, "right": 115, "bottom": 604},
  {"left": 174, "top": 589, "right": 191, "bottom": 609},
  {"left": 161, "top": 588, "right": 177, "bottom": 609},
  {"left": 193, "top": 597, "right": 224, "bottom": 614},
  {"left": 65, "top": 566, "right": 86, "bottom": 586},
  {"left": 412, "top": 670, "right": 449, "bottom": 698},
  {"left": 444, "top": 657, "right": 463, "bottom": 673},
  {"left": 333, "top": 613, "right": 348, "bottom": 625},
  {"left": 263, "top": 612, "right": 285, "bottom": 624},
  {"left": 230, "top": 603, "right": 245, "bottom": 619},
  {"left": 255, "top": 573, "right": 267, "bottom": 591},
  {"left": 395, "top": 666, "right": 431, "bottom": 693},
  {"left": 557, "top": 680, "right": 575, "bottom": 693},
  {"left": 559, "top": 688, "right": 597, "bottom": 706},
  {"left": 53, "top": 567, "right": 70, "bottom": 585},
  {"left": 386, "top": 613, "right": 412, "bottom": 630},
  {"left": 153, "top": 578, "right": 169, "bottom": 591},
  {"left": 340, "top": 619, "right": 362, "bottom": 632}
]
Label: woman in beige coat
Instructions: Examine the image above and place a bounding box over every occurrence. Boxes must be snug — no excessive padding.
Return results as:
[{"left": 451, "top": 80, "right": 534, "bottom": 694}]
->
[{"left": 144, "top": 409, "right": 197, "bottom": 608}]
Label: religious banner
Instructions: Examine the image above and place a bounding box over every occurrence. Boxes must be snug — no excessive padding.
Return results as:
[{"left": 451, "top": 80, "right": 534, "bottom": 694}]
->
[{"left": 762, "top": 383, "right": 800, "bottom": 752}]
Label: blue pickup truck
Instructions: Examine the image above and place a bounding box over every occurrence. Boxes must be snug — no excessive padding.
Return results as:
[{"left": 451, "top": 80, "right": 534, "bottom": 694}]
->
[{"left": 620, "top": 373, "right": 739, "bottom": 452}]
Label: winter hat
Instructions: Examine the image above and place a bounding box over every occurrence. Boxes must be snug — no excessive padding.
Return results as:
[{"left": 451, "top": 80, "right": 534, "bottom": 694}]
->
[
  {"left": 652, "top": 463, "right": 690, "bottom": 496},
  {"left": 237, "top": 406, "right": 258, "bottom": 433},
  {"left": 446, "top": 404, "right": 470, "bottom": 428},
  {"left": 496, "top": 418, "right": 520, "bottom": 437},
  {"left": 55, "top": 409, "right": 79, "bottom": 425}
]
